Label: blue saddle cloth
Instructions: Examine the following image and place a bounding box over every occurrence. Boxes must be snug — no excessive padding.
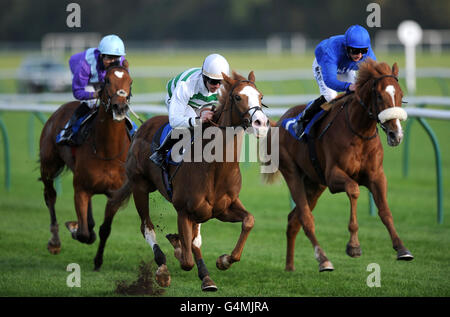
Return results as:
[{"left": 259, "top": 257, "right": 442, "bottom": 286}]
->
[
  {"left": 153, "top": 122, "right": 183, "bottom": 167},
  {"left": 281, "top": 100, "right": 325, "bottom": 141},
  {"left": 56, "top": 111, "right": 138, "bottom": 144}
]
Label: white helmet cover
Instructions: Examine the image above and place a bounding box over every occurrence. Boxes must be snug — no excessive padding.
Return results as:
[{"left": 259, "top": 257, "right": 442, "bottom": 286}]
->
[{"left": 202, "top": 54, "right": 230, "bottom": 80}]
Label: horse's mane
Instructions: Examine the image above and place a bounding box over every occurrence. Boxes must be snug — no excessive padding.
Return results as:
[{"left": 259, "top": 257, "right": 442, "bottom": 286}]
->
[{"left": 355, "top": 58, "right": 392, "bottom": 93}]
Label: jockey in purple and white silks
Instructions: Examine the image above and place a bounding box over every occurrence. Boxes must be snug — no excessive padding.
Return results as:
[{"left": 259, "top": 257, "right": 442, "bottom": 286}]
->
[
  {"left": 56, "top": 34, "right": 127, "bottom": 145},
  {"left": 294, "top": 25, "right": 377, "bottom": 137},
  {"left": 149, "top": 53, "right": 230, "bottom": 168}
]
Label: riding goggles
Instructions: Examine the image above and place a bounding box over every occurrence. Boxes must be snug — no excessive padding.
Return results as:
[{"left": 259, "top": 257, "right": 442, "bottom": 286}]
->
[
  {"left": 205, "top": 77, "right": 222, "bottom": 86},
  {"left": 347, "top": 47, "right": 368, "bottom": 55}
]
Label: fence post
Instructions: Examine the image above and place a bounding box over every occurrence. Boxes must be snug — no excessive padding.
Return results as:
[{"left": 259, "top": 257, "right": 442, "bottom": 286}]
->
[
  {"left": 0, "top": 114, "right": 11, "bottom": 191},
  {"left": 416, "top": 117, "right": 443, "bottom": 224}
]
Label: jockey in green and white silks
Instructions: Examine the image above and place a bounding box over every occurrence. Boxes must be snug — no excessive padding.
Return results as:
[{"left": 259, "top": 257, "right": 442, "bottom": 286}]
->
[
  {"left": 165, "top": 54, "right": 229, "bottom": 128},
  {"left": 149, "top": 53, "right": 230, "bottom": 167}
]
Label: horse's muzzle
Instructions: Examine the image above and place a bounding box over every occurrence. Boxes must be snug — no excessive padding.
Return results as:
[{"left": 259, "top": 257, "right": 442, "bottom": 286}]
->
[
  {"left": 111, "top": 103, "right": 129, "bottom": 121},
  {"left": 386, "top": 122, "right": 404, "bottom": 147}
]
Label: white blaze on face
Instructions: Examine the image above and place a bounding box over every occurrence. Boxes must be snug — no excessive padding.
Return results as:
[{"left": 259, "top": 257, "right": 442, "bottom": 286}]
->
[
  {"left": 114, "top": 71, "right": 124, "bottom": 78},
  {"left": 385, "top": 85, "right": 396, "bottom": 106},
  {"left": 239, "top": 86, "right": 269, "bottom": 137},
  {"left": 386, "top": 84, "right": 400, "bottom": 129}
]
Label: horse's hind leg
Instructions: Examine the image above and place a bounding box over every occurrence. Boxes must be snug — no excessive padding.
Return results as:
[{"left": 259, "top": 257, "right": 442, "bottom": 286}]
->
[
  {"left": 93, "top": 199, "right": 119, "bottom": 271},
  {"left": 286, "top": 175, "right": 333, "bottom": 272},
  {"left": 286, "top": 180, "right": 324, "bottom": 271},
  {"left": 369, "top": 174, "right": 413, "bottom": 260},
  {"left": 191, "top": 224, "right": 217, "bottom": 292},
  {"left": 286, "top": 207, "right": 302, "bottom": 271},
  {"left": 133, "top": 182, "right": 171, "bottom": 287},
  {"left": 215, "top": 198, "right": 254, "bottom": 271},
  {"left": 40, "top": 160, "right": 64, "bottom": 254}
]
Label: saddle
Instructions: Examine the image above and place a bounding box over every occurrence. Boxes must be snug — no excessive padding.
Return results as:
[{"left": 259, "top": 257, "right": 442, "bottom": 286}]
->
[
  {"left": 68, "top": 110, "right": 137, "bottom": 146},
  {"left": 151, "top": 122, "right": 188, "bottom": 201}
]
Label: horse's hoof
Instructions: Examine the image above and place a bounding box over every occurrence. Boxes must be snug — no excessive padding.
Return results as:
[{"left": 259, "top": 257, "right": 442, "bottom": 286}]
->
[
  {"left": 65, "top": 221, "right": 78, "bottom": 233},
  {"left": 155, "top": 264, "right": 171, "bottom": 288},
  {"left": 346, "top": 244, "right": 362, "bottom": 258},
  {"left": 319, "top": 261, "right": 334, "bottom": 272},
  {"left": 201, "top": 276, "right": 218, "bottom": 292},
  {"left": 47, "top": 242, "right": 61, "bottom": 255},
  {"left": 397, "top": 249, "right": 414, "bottom": 261},
  {"left": 216, "top": 254, "right": 232, "bottom": 271},
  {"left": 86, "top": 231, "right": 96, "bottom": 245}
]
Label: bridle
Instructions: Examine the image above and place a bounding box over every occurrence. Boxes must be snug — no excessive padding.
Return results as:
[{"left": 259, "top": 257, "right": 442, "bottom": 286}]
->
[
  {"left": 91, "top": 65, "right": 132, "bottom": 162},
  {"left": 354, "top": 74, "right": 400, "bottom": 134},
  {"left": 99, "top": 66, "right": 132, "bottom": 112},
  {"left": 211, "top": 80, "right": 267, "bottom": 129}
]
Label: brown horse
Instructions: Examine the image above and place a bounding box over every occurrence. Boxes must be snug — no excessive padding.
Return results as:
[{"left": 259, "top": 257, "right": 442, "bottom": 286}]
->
[
  {"left": 39, "top": 62, "right": 133, "bottom": 270},
  {"left": 109, "top": 71, "right": 269, "bottom": 291},
  {"left": 261, "top": 59, "right": 413, "bottom": 272}
]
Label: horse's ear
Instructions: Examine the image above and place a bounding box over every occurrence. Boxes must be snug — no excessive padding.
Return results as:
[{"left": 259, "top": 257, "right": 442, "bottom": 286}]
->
[
  {"left": 248, "top": 71, "right": 255, "bottom": 82},
  {"left": 392, "top": 62, "right": 399, "bottom": 77},
  {"left": 122, "top": 59, "right": 129, "bottom": 69},
  {"left": 222, "top": 72, "right": 235, "bottom": 86}
]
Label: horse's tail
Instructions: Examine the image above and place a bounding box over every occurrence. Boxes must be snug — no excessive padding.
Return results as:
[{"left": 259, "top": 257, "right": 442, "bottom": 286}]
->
[
  {"left": 108, "top": 180, "right": 133, "bottom": 210},
  {"left": 259, "top": 122, "right": 282, "bottom": 184}
]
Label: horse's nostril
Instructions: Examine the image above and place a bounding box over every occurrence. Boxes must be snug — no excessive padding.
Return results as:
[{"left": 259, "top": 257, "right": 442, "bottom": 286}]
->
[
  {"left": 254, "top": 120, "right": 261, "bottom": 127},
  {"left": 388, "top": 131, "right": 396, "bottom": 139}
]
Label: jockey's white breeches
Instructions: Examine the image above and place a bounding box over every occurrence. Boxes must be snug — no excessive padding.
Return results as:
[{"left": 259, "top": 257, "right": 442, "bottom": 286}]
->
[{"left": 312, "top": 59, "right": 357, "bottom": 102}]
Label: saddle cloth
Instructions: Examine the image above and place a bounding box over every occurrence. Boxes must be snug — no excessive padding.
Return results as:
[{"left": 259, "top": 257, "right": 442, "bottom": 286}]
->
[
  {"left": 151, "top": 122, "right": 184, "bottom": 167},
  {"left": 281, "top": 100, "right": 325, "bottom": 141}
]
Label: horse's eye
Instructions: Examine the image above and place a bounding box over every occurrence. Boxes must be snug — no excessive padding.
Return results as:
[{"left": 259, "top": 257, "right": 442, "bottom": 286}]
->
[{"left": 235, "top": 95, "right": 241, "bottom": 101}]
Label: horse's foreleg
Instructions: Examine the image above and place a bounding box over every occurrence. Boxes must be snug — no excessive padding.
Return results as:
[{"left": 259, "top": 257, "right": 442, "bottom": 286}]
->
[
  {"left": 327, "top": 168, "right": 362, "bottom": 258},
  {"left": 191, "top": 224, "right": 217, "bottom": 292},
  {"left": 70, "top": 190, "right": 93, "bottom": 244},
  {"left": 369, "top": 174, "right": 414, "bottom": 260},
  {"left": 215, "top": 199, "right": 254, "bottom": 271}
]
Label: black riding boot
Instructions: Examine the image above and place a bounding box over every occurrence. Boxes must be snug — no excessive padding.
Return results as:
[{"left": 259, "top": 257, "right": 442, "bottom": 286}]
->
[
  {"left": 149, "top": 130, "right": 179, "bottom": 168},
  {"left": 57, "top": 102, "right": 91, "bottom": 145},
  {"left": 295, "top": 95, "right": 327, "bottom": 138}
]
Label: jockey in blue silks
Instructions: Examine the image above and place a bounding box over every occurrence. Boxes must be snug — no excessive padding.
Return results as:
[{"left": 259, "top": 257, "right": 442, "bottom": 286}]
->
[
  {"left": 294, "top": 25, "right": 377, "bottom": 137},
  {"left": 56, "top": 34, "right": 127, "bottom": 145}
]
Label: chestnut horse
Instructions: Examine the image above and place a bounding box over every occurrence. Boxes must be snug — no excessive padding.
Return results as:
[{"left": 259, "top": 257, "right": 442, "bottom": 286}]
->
[
  {"left": 262, "top": 59, "right": 413, "bottom": 272},
  {"left": 109, "top": 71, "right": 269, "bottom": 291},
  {"left": 39, "top": 63, "right": 133, "bottom": 270}
]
